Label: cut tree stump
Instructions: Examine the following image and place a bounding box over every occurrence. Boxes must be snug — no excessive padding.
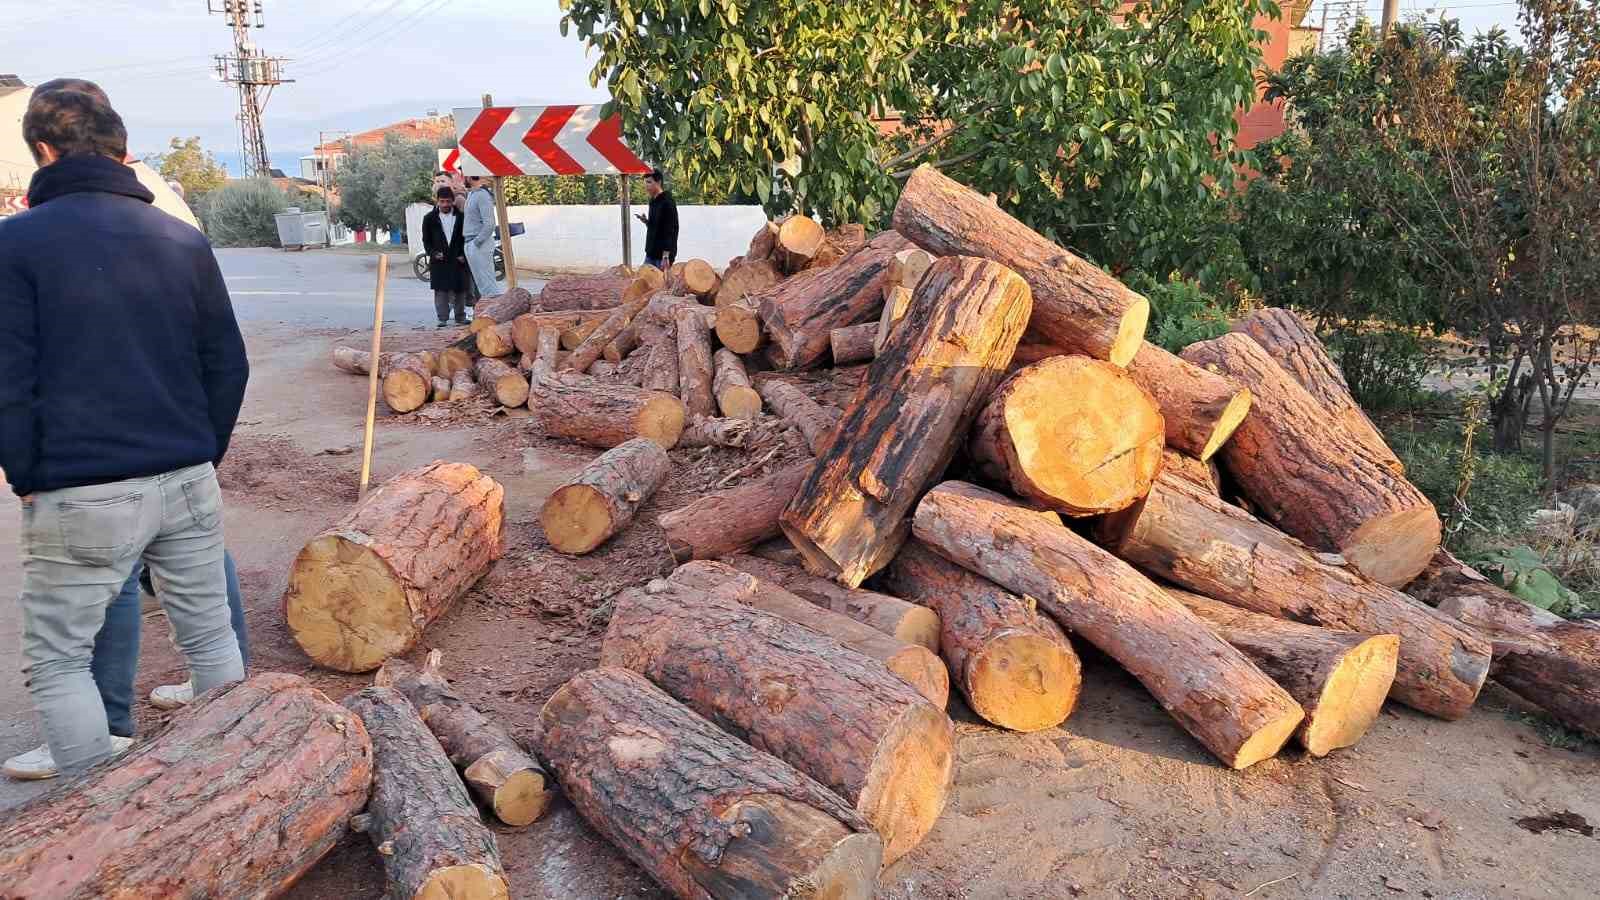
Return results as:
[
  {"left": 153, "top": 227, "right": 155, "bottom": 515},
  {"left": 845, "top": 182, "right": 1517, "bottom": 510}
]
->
[
  {"left": 892, "top": 165, "right": 1148, "bottom": 366},
  {"left": 469, "top": 287, "right": 533, "bottom": 334},
  {"left": 604, "top": 322, "right": 642, "bottom": 363},
  {"left": 641, "top": 330, "right": 680, "bottom": 395},
  {"left": 782, "top": 257, "right": 1032, "bottom": 587},
  {"left": 382, "top": 352, "right": 437, "bottom": 414},
  {"left": 658, "top": 463, "right": 811, "bottom": 561},
  {"left": 675, "top": 305, "right": 716, "bottom": 418},
  {"left": 603, "top": 580, "right": 955, "bottom": 864},
  {"left": 1126, "top": 341, "right": 1251, "bottom": 461},
  {"left": 914, "top": 481, "right": 1305, "bottom": 769},
  {"left": 449, "top": 368, "right": 479, "bottom": 402},
  {"left": 759, "top": 249, "right": 895, "bottom": 370},
  {"left": 1165, "top": 588, "right": 1398, "bottom": 756},
  {"left": 343, "top": 687, "right": 510, "bottom": 900},
  {"left": 1182, "top": 332, "right": 1440, "bottom": 587},
  {"left": 539, "top": 668, "right": 882, "bottom": 900},
  {"left": 541, "top": 438, "right": 670, "bottom": 555},
  {"left": 0, "top": 673, "right": 371, "bottom": 900},
  {"left": 537, "top": 273, "right": 628, "bottom": 311},
  {"left": 830, "top": 323, "right": 878, "bottom": 365},
  {"left": 512, "top": 310, "right": 609, "bottom": 356},
  {"left": 528, "top": 374, "right": 686, "bottom": 449},
  {"left": 285, "top": 461, "right": 504, "bottom": 672},
  {"left": 712, "top": 349, "right": 762, "bottom": 419},
  {"left": 567, "top": 294, "right": 651, "bottom": 374},
  {"left": 715, "top": 296, "right": 764, "bottom": 354},
  {"left": 475, "top": 321, "right": 517, "bottom": 358},
  {"left": 881, "top": 541, "right": 1081, "bottom": 733},
  {"left": 1095, "top": 468, "right": 1490, "bottom": 719},
  {"left": 775, "top": 214, "right": 827, "bottom": 273},
  {"left": 969, "top": 355, "right": 1165, "bottom": 516},
  {"left": 681, "top": 259, "right": 721, "bottom": 299},
  {"left": 721, "top": 554, "right": 940, "bottom": 650},
  {"left": 375, "top": 651, "right": 551, "bottom": 826},
  {"left": 1408, "top": 550, "right": 1600, "bottom": 737},
  {"left": 474, "top": 357, "right": 529, "bottom": 408},
  {"left": 753, "top": 378, "right": 840, "bottom": 454},
  {"left": 714, "top": 256, "right": 783, "bottom": 308},
  {"left": 875, "top": 284, "right": 914, "bottom": 354}
]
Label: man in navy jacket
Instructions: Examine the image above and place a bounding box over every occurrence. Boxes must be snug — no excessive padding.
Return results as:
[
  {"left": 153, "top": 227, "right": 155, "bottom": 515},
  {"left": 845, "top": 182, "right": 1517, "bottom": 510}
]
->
[{"left": 0, "top": 86, "right": 247, "bottom": 773}]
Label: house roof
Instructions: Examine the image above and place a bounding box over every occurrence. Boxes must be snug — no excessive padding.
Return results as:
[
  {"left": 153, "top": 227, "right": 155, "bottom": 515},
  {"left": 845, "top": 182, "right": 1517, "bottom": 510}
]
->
[{"left": 314, "top": 115, "right": 453, "bottom": 156}]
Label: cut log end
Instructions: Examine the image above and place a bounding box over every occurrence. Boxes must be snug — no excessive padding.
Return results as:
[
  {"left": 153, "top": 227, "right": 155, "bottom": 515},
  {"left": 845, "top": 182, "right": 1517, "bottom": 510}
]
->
[
  {"left": 382, "top": 371, "right": 429, "bottom": 414},
  {"left": 1228, "top": 707, "right": 1306, "bottom": 771},
  {"left": 416, "top": 863, "right": 510, "bottom": 900},
  {"left": 1344, "top": 505, "right": 1445, "bottom": 588},
  {"left": 1304, "top": 634, "right": 1400, "bottom": 757},
  {"left": 1109, "top": 297, "right": 1150, "bottom": 368},
  {"left": 696, "top": 796, "right": 881, "bottom": 900},
  {"left": 1197, "top": 387, "right": 1252, "bottom": 462},
  {"left": 466, "top": 751, "right": 551, "bottom": 827},
  {"left": 967, "top": 630, "right": 1083, "bottom": 733},
  {"left": 856, "top": 702, "right": 956, "bottom": 864},
  {"left": 285, "top": 535, "right": 409, "bottom": 673},
  {"left": 543, "top": 484, "right": 620, "bottom": 555},
  {"left": 637, "top": 391, "right": 688, "bottom": 447}
]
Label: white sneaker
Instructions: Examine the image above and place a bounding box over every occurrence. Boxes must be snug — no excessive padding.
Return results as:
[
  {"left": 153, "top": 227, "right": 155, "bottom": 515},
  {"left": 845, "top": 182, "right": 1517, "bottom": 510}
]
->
[
  {"left": 2, "top": 735, "right": 135, "bottom": 781},
  {"left": 149, "top": 680, "right": 195, "bottom": 710}
]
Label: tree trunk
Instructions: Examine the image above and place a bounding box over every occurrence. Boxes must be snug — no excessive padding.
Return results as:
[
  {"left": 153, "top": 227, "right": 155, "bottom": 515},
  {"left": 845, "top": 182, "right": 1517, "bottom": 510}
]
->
[
  {"left": 969, "top": 355, "right": 1165, "bottom": 516},
  {"left": 528, "top": 373, "right": 686, "bottom": 449},
  {"left": 714, "top": 257, "right": 783, "bottom": 308},
  {"left": 449, "top": 367, "right": 479, "bottom": 402},
  {"left": 1095, "top": 468, "right": 1491, "bottom": 719},
  {"left": 668, "top": 560, "right": 950, "bottom": 709},
  {"left": 285, "top": 461, "right": 505, "bottom": 673},
  {"left": 1126, "top": 341, "right": 1252, "bottom": 461},
  {"left": 880, "top": 541, "right": 1082, "bottom": 733},
  {"left": 1408, "top": 551, "right": 1600, "bottom": 737},
  {"left": 475, "top": 321, "right": 517, "bottom": 358},
  {"left": 720, "top": 554, "right": 940, "bottom": 650},
  {"left": 875, "top": 284, "right": 915, "bottom": 354},
  {"left": 641, "top": 330, "right": 680, "bottom": 395},
  {"left": 715, "top": 297, "right": 765, "bottom": 354},
  {"left": 914, "top": 481, "right": 1305, "bottom": 769},
  {"left": 538, "top": 668, "right": 882, "bottom": 900},
  {"left": 0, "top": 674, "right": 372, "bottom": 900},
  {"left": 759, "top": 249, "right": 895, "bottom": 370},
  {"left": 775, "top": 214, "right": 827, "bottom": 273},
  {"left": 1165, "top": 588, "right": 1399, "bottom": 756},
  {"left": 753, "top": 377, "right": 840, "bottom": 454},
  {"left": 530, "top": 326, "right": 560, "bottom": 378},
  {"left": 681, "top": 259, "right": 721, "bottom": 299},
  {"left": 1162, "top": 448, "right": 1220, "bottom": 495},
  {"left": 604, "top": 322, "right": 642, "bottom": 363},
  {"left": 747, "top": 222, "right": 779, "bottom": 261},
  {"left": 677, "top": 415, "right": 761, "bottom": 449},
  {"left": 601, "top": 581, "right": 955, "bottom": 864},
  {"left": 675, "top": 305, "right": 717, "bottom": 419},
  {"left": 712, "top": 349, "right": 762, "bottom": 419},
  {"left": 431, "top": 375, "right": 452, "bottom": 402},
  {"left": 865, "top": 230, "right": 914, "bottom": 252},
  {"left": 438, "top": 347, "right": 474, "bottom": 378},
  {"left": 513, "top": 310, "right": 610, "bottom": 356},
  {"left": 891, "top": 165, "right": 1148, "bottom": 367},
  {"left": 561, "top": 319, "right": 602, "bottom": 350},
  {"left": 541, "top": 438, "right": 670, "bottom": 555},
  {"left": 342, "top": 687, "right": 510, "bottom": 900},
  {"left": 469, "top": 287, "right": 533, "bottom": 333},
  {"left": 474, "top": 356, "right": 529, "bottom": 408},
  {"left": 382, "top": 352, "right": 436, "bottom": 414},
  {"left": 1181, "top": 333, "right": 1441, "bottom": 587},
  {"left": 830, "top": 323, "right": 878, "bottom": 365},
  {"left": 538, "top": 273, "right": 628, "bottom": 311},
  {"left": 658, "top": 463, "right": 810, "bottom": 561},
  {"left": 782, "top": 257, "right": 1033, "bottom": 587},
  {"left": 567, "top": 293, "right": 651, "bottom": 374}
]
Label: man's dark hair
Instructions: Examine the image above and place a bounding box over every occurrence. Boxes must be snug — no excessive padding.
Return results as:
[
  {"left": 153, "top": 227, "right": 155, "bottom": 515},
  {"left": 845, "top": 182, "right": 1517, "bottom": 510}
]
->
[
  {"left": 22, "top": 87, "right": 128, "bottom": 163},
  {"left": 33, "top": 78, "right": 110, "bottom": 104},
  {"left": 645, "top": 168, "right": 664, "bottom": 184},
  {"left": 436, "top": 185, "right": 455, "bottom": 200}
]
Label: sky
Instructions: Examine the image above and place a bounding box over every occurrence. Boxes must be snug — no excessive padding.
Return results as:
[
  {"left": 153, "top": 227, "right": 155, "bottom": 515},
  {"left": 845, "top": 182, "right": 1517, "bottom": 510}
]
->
[{"left": 0, "top": 0, "right": 1525, "bottom": 167}]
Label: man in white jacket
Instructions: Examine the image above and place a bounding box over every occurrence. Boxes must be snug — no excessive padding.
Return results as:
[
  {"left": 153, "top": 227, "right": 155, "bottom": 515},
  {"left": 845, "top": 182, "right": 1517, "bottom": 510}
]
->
[{"left": 461, "top": 174, "right": 500, "bottom": 298}]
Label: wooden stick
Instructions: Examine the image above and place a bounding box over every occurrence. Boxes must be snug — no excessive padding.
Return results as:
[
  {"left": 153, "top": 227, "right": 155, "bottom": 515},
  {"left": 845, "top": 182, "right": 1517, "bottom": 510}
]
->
[{"left": 359, "top": 254, "right": 388, "bottom": 496}]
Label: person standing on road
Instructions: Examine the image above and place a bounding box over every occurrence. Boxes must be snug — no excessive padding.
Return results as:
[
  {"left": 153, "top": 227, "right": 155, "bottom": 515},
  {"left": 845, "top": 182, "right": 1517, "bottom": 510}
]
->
[
  {"left": 635, "top": 168, "right": 678, "bottom": 270},
  {"left": 423, "top": 186, "right": 469, "bottom": 327},
  {"left": 462, "top": 173, "right": 500, "bottom": 299},
  {"left": 0, "top": 85, "right": 247, "bottom": 775}
]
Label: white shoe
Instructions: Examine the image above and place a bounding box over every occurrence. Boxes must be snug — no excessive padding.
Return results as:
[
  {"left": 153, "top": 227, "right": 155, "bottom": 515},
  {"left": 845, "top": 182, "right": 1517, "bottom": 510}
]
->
[
  {"left": 149, "top": 680, "right": 195, "bottom": 710},
  {"left": 2, "top": 735, "right": 135, "bottom": 781}
]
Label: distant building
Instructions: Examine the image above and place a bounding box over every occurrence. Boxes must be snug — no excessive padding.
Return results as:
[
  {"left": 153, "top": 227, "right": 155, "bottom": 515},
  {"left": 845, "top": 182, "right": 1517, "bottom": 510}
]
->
[{"left": 300, "top": 113, "right": 455, "bottom": 181}]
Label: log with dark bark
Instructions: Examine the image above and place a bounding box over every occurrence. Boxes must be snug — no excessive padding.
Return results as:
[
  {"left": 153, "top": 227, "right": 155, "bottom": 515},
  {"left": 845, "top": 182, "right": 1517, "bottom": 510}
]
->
[
  {"left": 542, "top": 438, "right": 670, "bottom": 554},
  {"left": 1162, "top": 448, "right": 1221, "bottom": 495},
  {"left": 382, "top": 352, "right": 437, "bottom": 414},
  {"left": 714, "top": 296, "right": 764, "bottom": 354},
  {"left": 1408, "top": 550, "right": 1600, "bottom": 737},
  {"left": 830, "top": 323, "right": 878, "bottom": 365},
  {"left": 0, "top": 673, "right": 371, "bottom": 899},
  {"left": 512, "top": 310, "right": 609, "bottom": 356},
  {"left": 782, "top": 257, "right": 1032, "bottom": 586},
  {"left": 759, "top": 248, "right": 895, "bottom": 370},
  {"left": 474, "top": 356, "right": 530, "bottom": 408},
  {"left": 775, "top": 214, "right": 826, "bottom": 273},
  {"left": 712, "top": 348, "right": 761, "bottom": 419},
  {"left": 539, "top": 668, "right": 882, "bottom": 900},
  {"left": 721, "top": 554, "right": 940, "bottom": 650},
  {"left": 604, "top": 322, "right": 642, "bottom": 363},
  {"left": 1181, "top": 332, "right": 1441, "bottom": 586},
  {"left": 1126, "top": 341, "right": 1251, "bottom": 461},
  {"left": 875, "top": 284, "right": 914, "bottom": 354},
  {"left": 881, "top": 541, "right": 1081, "bottom": 732},
  {"left": 914, "top": 481, "right": 1305, "bottom": 769},
  {"left": 892, "top": 165, "right": 1148, "bottom": 366},
  {"left": 641, "top": 329, "right": 679, "bottom": 395},
  {"left": 658, "top": 463, "right": 810, "bottom": 562},
  {"left": 969, "top": 355, "right": 1165, "bottom": 516},
  {"left": 285, "top": 461, "right": 505, "bottom": 672},
  {"left": 475, "top": 321, "right": 518, "bottom": 358},
  {"left": 528, "top": 374, "right": 686, "bottom": 449},
  {"left": 449, "top": 367, "right": 479, "bottom": 402},
  {"left": 675, "top": 305, "right": 716, "bottom": 418},
  {"left": 567, "top": 294, "right": 651, "bottom": 374},
  {"left": 343, "top": 687, "right": 510, "bottom": 900},
  {"left": 470, "top": 287, "right": 533, "bottom": 333},
  {"left": 602, "top": 580, "right": 955, "bottom": 864},
  {"left": 537, "top": 273, "right": 628, "bottom": 311},
  {"left": 713, "top": 256, "right": 783, "bottom": 308},
  {"left": 1095, "top": 468, "right": 1491, "bottom": 719}
]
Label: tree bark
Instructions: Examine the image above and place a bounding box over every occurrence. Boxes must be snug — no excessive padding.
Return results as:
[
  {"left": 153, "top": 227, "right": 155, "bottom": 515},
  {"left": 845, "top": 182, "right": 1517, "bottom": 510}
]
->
[
  {"left": 775, "top": 214, "right": 826, "bottom": 273},
  {"left": 333, "top": 345, "right": 397, "bottom": 376},
  {"left": 914, "top": 481, "right": 1305, "bottom": 769},
  {"left": 891, "top": 165, "right": 1148, "bottom": 367},
  {"left": 449, "top": 367, "right": 479, "bottom": 402},
  {"left": 641, "top": 329, "right": 680, "bottom": 395},
  {"left": 746, "top": 221, "right": 779, "bottom": 261},
  {"left": 1126, "top": 341, "right": 1252, "bottom": 461},
  {"left": 865, "top": 230, "right": 914, "bottom": 253},
  {"left": 528, "top": 373, "right": 686, "bottom": 449},
  {"left": 475, "top": 321, "right": 517, "bottom": 358},
  {"left": 567, "top": 293, "right": 651, "bottom": 374},
  {"left": 712, "top": 349, "right": 762, "bottom": 419},
  {"left": 601, "top": 581, "right": 955, "bottom": 864},
  {"left": 512, "top": 310, "right": 609, "bottom": 356},
  {"left": 753, "top": 377, "right": 840, "bottom": 454},
  {"left": 603, "top": 322, "right": 642, "bottom": 363},
  {"left": 677, "top": 415, "right": 761, "bottom": 449},
  {"left": 285, "top": 461, "right": 505, "bottom": 673},
  {"left": 542, "top": 438, "right": 671, "bottom": 555},
  {"left": 1181, "top": 332, "right": 1441, "bottom": 587},
  {"left": 537, "top": 273, "right": 628, "bottom": 311},
  {"left": 658, "top": 463, "right": 810, "bottom": 562},
  {"left": 644, "top": 292, "right": 706, "bottom": 328},
  {"left": 759, "top": 249, "right": 895, "bottom": 370},
  {"left": 560, "top": 319, "right": 602, "bottom": 350},
  {"left": 1165, "top": 588, "right": 1399, "bottom": 756},
  {"left": 969, "top": 355, "right": 1165, "bottom": 517},
  {"left": 470, "top": 287, "right": 533, "bottom": 334},
  {"left": 715, "top": 296, "right": 765, "bottom": 354},
  {"left": 714, "top": 256, "right": 783, "bottom": 308},
  {"left": 720, "top": 554, "right": 940, "bottom": 650},
  {"left": 538, "top": 668, "right": 882, "bottom": 900},
  {"left": 1095, "top": 468, "right": 1491, "bottom": 719},
  {"left": 342, "top": 687, "right": 510, "bottom": 900},
  {"left": 875, "top": 284, "right": 915, "bottom": 354},
  {"left": 1162, "top": 448, "right": 1221, "bottom": 495},
  {"left": 474, "top": 356, "right": 529, "bottom": 408},
  {"left": 830, "top": 323, "right": 878, "bottom": 365},
  {"left": 675, "top": 305, "right": 716, "bottom": 419},
  {"left": 0, "top": 673, "right": 372, "bottom": 900},
  {"left": 530, "top": 326, "right": 560, "bottom": 378},
  {"left": 382, "top": 352, "right": 436, "bottom": 414},
  {"left": 881, "top": 541, "right": 1082, "bottom": 732}
]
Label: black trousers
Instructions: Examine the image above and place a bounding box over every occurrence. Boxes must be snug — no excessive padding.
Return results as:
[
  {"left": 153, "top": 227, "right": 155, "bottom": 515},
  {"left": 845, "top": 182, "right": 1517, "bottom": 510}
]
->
[{"left": 434, "top": 289, "right": 466, "bottom": 323}]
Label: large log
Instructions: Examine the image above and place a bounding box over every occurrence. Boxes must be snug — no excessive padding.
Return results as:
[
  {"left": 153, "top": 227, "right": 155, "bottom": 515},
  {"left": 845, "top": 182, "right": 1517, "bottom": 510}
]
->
[
  {"left": 560, "top": 318, "right": 602, "bottom": 350},
  {"left": 382, "top": 352, "right": 437, "bottom": 414},
  {"left": 658, "top": 463, "right": 810, "bottom": 562},
  {"left": 343, "top": 687, "right": 510, "bottom": 900},
  {"left": 375, "top": 651, "right": 550, "bottom": 826},
  {"left": 892, "top": 165, "right": 1148, "bottom": 367},
  {"left": 1181, "top": 332, "right": 1440, "bottom": 586},
  {"left": 830, "top": 323, "right": 878, "bottom": 365},
  {"left": 530, "top": 326, "right": 561, "bottom": 378},
  {"left": 669, "top": 560, "right": 950, "bottom": 708},
  {"left": 881, "top": 541, "right": 1081, "bottom": 733},
  {"left": 1408, "top": 550, "right": 1600, "bottom": 737},
  {"left": 470, "top": 287, "right": 533, "bottom": 333},
  {"left": 1095, "top": 468, "right": 1491, "bottom": 719},
  {"left": 1233, "top": 307, "right": 1403, "bottom": 474},
  {"left": 541, "top": 438, "right": 671, "bottom": 554},
  {"left": 721, "top": 554, "right": 940, "bottom": 650},
  {"left": 539, "top": 668, "right": 882, "bottom": 900},
  {"left": 759, "top": 248, "right": 895, "bottom": 370},
  {"left": 567, "top": 294, "right": 651, "bottom": 374},
  {"left": 774, "top": 214, "right": 826, "bottom": 273},
  {"left": 969, "top": 355, "right": 1165, "bottom": 516},
  {"left": 538, "top": 273, "right": 628, "bottom": 311},
  {"left": 1162, "top": 447, "right": 1221, "bottom": 495},
  {"left": 602, "top": 581, "right": 956, "bottom": 864},
  {"left": 474, "top": 356, "right": 529, "bottom": 408},
  {"left": 475, "top": 321, "right": 517, "bottom": 358},
  {"left": 675, "top": 305, "right": 717, "bottom": 418},
  {"left": 641, "top": 329, "right": 680, "bottom": 395},
  {"left": 713, "top": 256, "right": 783, "bottom": 308},
  {"left": 753, "top": 377, "right": 840, "bottom": 454},
  {"left": 781, "top": 257, "right": 1032, "bottom": 587},
  {"left": 1126, "top": 341, "right": 1251, "bottom": 461},
  {"left": 714, "top": 296, "right": 764, "bottom": 354},
  {"left": 0, "top": 674, "right": 371, "bottom": 899},
  {"left": 511, "top": 310, "right": 609, "bottom": 356},
  {"left": 528, "top": 374, "right": 686, "bottom": 449},
  {"left": 914, "top": 481, "right": 1305, "bottom": 769},
  {"left": 285, "top": 461, "right": 504, "bottom": 672},
  {"left": 712, "top": 349, "right": 761, "bottom": 419},
  {"left": 1166, "top": 588, "right": 1399, "bottom": 756}
]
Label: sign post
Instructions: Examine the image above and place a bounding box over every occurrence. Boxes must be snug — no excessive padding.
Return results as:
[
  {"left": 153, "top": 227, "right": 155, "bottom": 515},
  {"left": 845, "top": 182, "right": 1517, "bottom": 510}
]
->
[
  {"left": 481, "top": 94, "right": 518, "bottom": 290},
  {"left": 619, "top": 175, "right": 633, "bottom": 270}
]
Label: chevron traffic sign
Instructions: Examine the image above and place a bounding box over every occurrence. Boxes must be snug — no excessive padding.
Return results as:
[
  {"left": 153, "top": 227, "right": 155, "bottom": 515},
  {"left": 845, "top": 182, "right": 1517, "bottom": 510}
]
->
[{"left": 451, "top": 105, "right": 650, "bottom": 177}]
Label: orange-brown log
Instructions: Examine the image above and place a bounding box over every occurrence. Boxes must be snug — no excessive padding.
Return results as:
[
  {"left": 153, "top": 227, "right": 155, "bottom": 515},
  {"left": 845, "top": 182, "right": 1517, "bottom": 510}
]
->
[
  {"left": 874, "top": 284, "right": 915, "bottom": 354},
  {"left": 430, "top": 375, "right": 452, "bottom": 402},
  {"left": 712, "top": 348, "right": 762, "bottom": 419},
  {"left": 759, "top": 249, "right": 895, "bottom": 370},
  {"left": 560, "top": 319, "right": 602, "bottom": 350},
  {"left": 865, "top": 230, "right": 914, "bottom": 253},
  {"left": 536, "top": 273, "right": 628, "bottom": 311},
  {"left": 715, "top": 296, "right": 764, "bottom": 353},
  {"left": 774, "top": 214, "right": 827, "bottom": 273},
  {"left": 721, "top": 554, "right": 940, "bottom": 650},
  {"left": 512, "top": 310, "right": 609, "bottom": 356},
  {"left": 469, "top": 287, "right": 533, "bottom": 334},
  {"left": 658, "top": 463, "right": 811, "bottom": 561},
  {"left": 474, "top": 356, "right": 529, "bottom": 408},
  {"left": 474, "top": 321, "right": 517, "bottom": 358},
  {"left": 714, "top": 256, "right": 783, "bottom": 308},
  {"left": 381, "top": 352, "right": 436, "bottom": 414},
  {"left": 680, "top": 258, "right": 720, "bottom": 299},
  {"left": 746, "top": 221, "right": 779, "bottom": 260},
  {"left": 530, "top": 326, "right": 561, "bottom": 378},
  {"left": 542, "top": 438, "right": 670, "bottom": 555},
  {"left": 603, "top": 322, "right": 642, "bottom": 363},
  {"left": 528, "top": 373, "right": 686, "bottom": 449},
  {"left": 830, "top": 323, "right": 878, "bottom": 365},
  {"left": 567, "top": 293, "right": 651, "bottom": 374},
  {"left": 1126, "top": 341, "right": 1251, "bottom": 461},
  {"left": 640, "top": 329, "right": 679, "bottom": 395},
  {"left": 449, "top": 367, "right": 479, "bottom": 402},
  {"left": 675, "top": 305, "right": 716, "bottom": 418},
  {"left": 889, "top": 247, "right": 936, "bottom": 293},
  {"left": 438, "top": 347, "right": 474, "bottom": 378}
]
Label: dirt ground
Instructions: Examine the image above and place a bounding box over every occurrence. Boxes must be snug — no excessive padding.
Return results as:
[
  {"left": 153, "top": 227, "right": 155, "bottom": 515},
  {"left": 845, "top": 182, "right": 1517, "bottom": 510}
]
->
[{"left": 32, "top": 317, "right": 1600, "bottom": 898}]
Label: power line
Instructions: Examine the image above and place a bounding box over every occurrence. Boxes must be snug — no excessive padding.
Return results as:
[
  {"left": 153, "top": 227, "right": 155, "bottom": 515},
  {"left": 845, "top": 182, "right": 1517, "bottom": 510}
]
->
[
  {"left": 285, "top": 0, "right": 418, "bottom": 60},
  {"left": 292, "top": 0, "right": 455, "bottom": 78}
]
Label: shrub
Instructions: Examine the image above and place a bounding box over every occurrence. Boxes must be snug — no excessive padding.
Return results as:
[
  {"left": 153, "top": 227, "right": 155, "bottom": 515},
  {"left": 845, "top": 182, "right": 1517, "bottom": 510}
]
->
[
  {"left": 1126, "top": 274, "right": 1233, "bottom": 354},
  {"left": 1383, "top": 409, "right": 1544, "bottom": 550},
  {"left": 1324, "top": 327, "right": 1434, "bottom": 412},
  {"left": 201, "top": 179, "right": 291, "bottom": 248}
]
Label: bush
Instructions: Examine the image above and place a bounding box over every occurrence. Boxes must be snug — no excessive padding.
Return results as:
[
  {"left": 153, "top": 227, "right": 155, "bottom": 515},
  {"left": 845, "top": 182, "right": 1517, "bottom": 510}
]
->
[
  {"left": 1384, "top": 411, "right": 1543, "bottom": 550},
  {"left": 201, "top": 179, "right": 291, "bottom": 248},
  {"left": 1126, "top": 274, "right": 1233, "bottom": 354},
  {"left": 1324, "top": 327, "right": 1434, "bottom": 412}
]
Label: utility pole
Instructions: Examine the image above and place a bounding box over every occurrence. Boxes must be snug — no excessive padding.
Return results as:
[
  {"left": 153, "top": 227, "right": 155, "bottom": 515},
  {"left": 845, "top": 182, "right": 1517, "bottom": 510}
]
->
[
  {"left": 209, "top": 1, "right": 291, "bottom": 179},
  {"left": 1382, "top": 0, "right": 1399, "bottom": 36},
  {"left": 1318, "top": 0, "right": 1329, "bottom": 52}
]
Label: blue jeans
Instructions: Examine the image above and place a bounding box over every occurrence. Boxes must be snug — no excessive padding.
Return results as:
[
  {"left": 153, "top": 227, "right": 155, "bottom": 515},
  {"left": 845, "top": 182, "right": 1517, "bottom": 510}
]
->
[
  {"left": 644, "top": 254, "right": 666, "bottom": 270},
  {"left": 91, "top": 550, "right": 248, "bottom": 738}
]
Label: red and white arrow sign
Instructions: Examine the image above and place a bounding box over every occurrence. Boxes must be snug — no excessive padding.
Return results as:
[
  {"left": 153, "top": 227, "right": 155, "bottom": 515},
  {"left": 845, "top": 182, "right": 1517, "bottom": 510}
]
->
[
  {"left": 451, "top": 105, "right": 650, "bottom": 177},
  {"left": 0, "top": 195, "right": 26, "bottom": 215}
]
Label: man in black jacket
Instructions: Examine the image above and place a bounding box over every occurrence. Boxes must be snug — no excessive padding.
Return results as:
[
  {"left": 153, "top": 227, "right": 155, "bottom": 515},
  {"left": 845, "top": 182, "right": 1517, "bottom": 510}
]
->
[
  {"left": 0, "top": 85, "right": 248, "bottom": 774},
  {"left": 422, "top": 186, "right": 469, "bottom": 326},
  {"left": 635, "top": 168, "right": 679, "bottom": 270}
]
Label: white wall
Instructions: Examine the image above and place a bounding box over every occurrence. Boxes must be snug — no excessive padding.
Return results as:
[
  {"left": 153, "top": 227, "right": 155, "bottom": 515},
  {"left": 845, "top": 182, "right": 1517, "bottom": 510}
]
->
[{"left": 506, "top": 203, "right": 766, "bottom": 272}]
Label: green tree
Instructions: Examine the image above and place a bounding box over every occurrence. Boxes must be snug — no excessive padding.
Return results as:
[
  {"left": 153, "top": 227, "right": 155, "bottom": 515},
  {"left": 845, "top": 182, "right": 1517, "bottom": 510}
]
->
[
  {"left": 333, "top": 135, "right": 438, "bottom": 232},
  {"left": 200, "top": 179, "right": 291, "bottom": 247},
  {"left": 146, "top": 136, "right": 227, "bottom": 206}
]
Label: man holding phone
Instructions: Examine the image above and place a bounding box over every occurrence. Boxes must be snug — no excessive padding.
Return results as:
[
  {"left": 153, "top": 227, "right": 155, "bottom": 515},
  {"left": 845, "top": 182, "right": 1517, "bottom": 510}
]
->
[{"left": 635, "top": 169, "right": 678, "bottom": 270}]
